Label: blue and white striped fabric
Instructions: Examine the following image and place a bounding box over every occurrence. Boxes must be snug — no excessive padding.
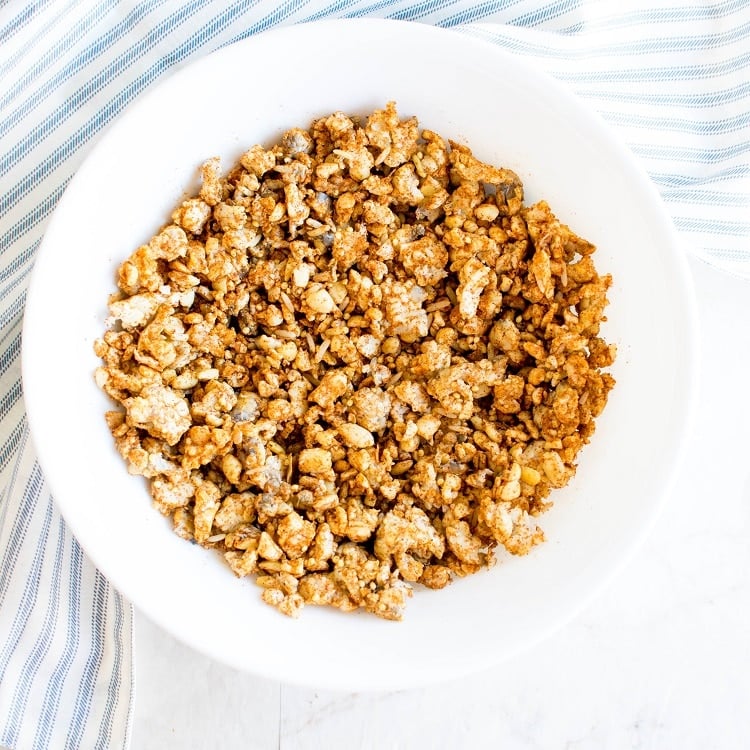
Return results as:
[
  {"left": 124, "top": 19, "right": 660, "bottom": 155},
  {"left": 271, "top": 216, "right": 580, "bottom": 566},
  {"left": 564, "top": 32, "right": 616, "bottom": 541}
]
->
[{"left": 1, "top": 1, "right": 747, "bottom": 747}]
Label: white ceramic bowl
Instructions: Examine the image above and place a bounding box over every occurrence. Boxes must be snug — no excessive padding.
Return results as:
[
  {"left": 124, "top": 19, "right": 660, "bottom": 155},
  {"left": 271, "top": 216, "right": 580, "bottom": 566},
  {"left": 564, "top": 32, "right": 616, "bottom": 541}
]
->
[{"left": 22, "top": 19, "right": 698, "bottom": 690}]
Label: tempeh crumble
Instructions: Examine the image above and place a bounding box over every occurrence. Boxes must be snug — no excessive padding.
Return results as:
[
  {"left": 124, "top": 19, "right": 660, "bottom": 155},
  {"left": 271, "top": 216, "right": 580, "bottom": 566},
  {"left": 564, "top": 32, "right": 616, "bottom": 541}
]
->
[{"left": 95, "top": 102, "right": 616, "bottom": 620}]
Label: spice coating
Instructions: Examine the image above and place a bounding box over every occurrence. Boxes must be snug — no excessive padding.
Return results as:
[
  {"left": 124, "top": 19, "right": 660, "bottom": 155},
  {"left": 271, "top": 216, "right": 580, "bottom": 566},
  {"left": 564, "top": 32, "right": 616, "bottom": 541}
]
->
[{"left": 95, "top": 103, "right": 616, "bottom": 620}]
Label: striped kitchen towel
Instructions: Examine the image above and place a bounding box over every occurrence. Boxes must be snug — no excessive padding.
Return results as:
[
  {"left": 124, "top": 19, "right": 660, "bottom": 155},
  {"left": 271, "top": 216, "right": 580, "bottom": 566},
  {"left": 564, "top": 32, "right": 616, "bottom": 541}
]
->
[{"left": 1, "top": 1, "right": 748, "bottom": 748}]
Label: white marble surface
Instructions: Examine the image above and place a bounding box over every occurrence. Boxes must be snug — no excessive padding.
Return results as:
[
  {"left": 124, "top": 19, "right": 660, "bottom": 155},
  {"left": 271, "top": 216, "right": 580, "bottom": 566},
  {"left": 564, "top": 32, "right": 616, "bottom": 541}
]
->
[{"left": 130, "top": 257, "right": 750, "bottom": 749}]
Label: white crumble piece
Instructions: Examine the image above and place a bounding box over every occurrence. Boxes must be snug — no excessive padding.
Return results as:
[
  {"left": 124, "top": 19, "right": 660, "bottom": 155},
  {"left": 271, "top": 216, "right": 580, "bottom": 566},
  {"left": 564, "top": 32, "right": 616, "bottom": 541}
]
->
[
  {"left": 108, "top": 291, "right": 165, "bottom": 329},
  {"left": 382, "top": 279, "right": 429, "bottom": 343},
  {"left": 123, "top": 384, "right": 191, "bottom": 445},
  {"left": 172, "top": 198, "right": 212, "bottom": 235},
  {"left": 96, "top": 102, "right": 615, "bottom": 621}
]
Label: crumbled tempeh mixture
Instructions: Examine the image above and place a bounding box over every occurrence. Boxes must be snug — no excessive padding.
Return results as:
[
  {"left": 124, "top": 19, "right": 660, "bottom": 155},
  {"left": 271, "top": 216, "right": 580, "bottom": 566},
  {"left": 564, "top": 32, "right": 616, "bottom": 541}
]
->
[{"left": 95, "top": 103, "right": 616, "bottom": 620}]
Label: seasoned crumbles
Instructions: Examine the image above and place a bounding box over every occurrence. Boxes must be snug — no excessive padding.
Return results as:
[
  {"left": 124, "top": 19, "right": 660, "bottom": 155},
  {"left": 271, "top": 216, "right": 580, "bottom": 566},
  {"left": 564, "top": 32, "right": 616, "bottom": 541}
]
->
[{"left": 94, "top": 102, "right": 616, "bottom": 620}]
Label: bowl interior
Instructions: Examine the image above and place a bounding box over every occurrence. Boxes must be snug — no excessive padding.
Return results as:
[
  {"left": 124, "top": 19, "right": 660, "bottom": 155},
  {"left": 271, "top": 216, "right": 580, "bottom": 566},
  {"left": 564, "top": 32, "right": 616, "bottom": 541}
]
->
[{"left": 22, "top": 19, "right": 696, "bottom": 690}]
